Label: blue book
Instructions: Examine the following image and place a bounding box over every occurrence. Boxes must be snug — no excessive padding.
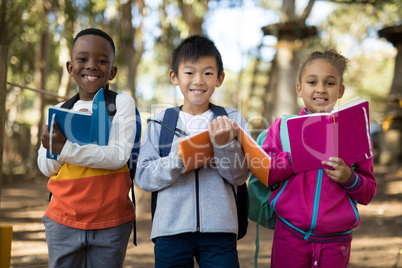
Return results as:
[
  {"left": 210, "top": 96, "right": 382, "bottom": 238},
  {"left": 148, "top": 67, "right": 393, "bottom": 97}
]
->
[{"left": 46, "top": 88, "right": 111, "bottom": 159}]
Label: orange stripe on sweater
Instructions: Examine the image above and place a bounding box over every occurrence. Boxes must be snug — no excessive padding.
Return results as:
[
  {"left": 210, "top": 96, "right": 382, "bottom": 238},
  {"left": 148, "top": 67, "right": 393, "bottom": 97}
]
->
[
  {"left": 50, "top": 162, "right": 129, "bottom": 180},
  {"left": 46, "top": 164, "right": 134, "bottom": 229}
]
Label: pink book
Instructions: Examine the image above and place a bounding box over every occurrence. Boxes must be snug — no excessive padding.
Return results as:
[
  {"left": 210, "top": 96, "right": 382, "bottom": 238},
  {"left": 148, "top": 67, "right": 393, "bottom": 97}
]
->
[{"left": 286, "top": 97, "right": 374, "bottom": 173}]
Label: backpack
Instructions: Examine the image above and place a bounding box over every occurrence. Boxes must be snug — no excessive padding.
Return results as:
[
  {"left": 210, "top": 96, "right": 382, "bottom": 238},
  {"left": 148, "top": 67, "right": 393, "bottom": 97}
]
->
[
  {"left": 247, "top": 115, "right": 294, "bottom": 267},
  {"left": 50, "top": 86, "right": 142, "bottom": 245},
  {"left": 150, "top": 103, "right": 248, "bottom": 240}
]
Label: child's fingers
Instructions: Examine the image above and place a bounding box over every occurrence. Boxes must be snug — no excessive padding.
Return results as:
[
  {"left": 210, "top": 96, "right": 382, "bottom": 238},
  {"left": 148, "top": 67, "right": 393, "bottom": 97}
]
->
[
  {"left": 329, "top": 157, "right": 346, "bottom": 166},
  {"left": 322, "top": 157, "right": 345, "bottom": 168},
  {"left": 209, "top": 116, "right": 231, "bottom": 131},
  {"left": 231, "top": 120, "right": 239, "bottom": 137},
  {"left": 208, "top": 116, "right": 237, "bottom": 146},
  {"left": 216, "top": 116, "right": 230, "bottom": 128},
  {"left": 328, "top": 157, "right": 339, "bottom": 164},
  {"left": 41, "top": 124, "right": 50, "bottom": 149},
  {"left": 208, "top": 121, "right": 214, "bottom": 133},
  {"left": 322, "top": 157, "right": 352, "bottom": 184},
  {"left": 42, "top": 124, "right": 50, "bottom": 135},
  {"left": 218, "top": 116, "right": 238, "bottom": 139},
  {"left": 52, "top": 121, "right": 59, "bottom": 131},
  {"left": 323, "top": 169, "right": 340, "bottom": 181},
  {"left": 321, "top": 160, "right": 337, "bottom": 169},
  {"left": 52, "top": 122, "right": 66, "bottom": 139}
]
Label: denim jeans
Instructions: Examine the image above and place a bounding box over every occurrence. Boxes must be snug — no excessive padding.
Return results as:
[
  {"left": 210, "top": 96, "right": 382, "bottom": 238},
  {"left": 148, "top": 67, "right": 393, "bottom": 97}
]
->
[
  {"left": 43, "top": 215, "right": 132, "bottom": 268},
  {"left": 154, "top": 232, "right": 239, "bottom": 268}
]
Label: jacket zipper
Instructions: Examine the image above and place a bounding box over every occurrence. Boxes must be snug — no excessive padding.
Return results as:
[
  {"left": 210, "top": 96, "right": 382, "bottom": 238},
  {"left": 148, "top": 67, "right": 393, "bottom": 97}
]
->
[
  {"left": 304, "top": 169, "right": 323, "bottom": 240},
  {"left": 195, "top": 168, "right": 200, "bottom": 231}
]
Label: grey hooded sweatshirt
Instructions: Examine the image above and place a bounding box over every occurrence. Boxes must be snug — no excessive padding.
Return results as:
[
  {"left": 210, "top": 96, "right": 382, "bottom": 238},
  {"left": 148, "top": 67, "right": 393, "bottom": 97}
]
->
[{"left": 136, "top": 107, "right": 250, "bottom": 241}]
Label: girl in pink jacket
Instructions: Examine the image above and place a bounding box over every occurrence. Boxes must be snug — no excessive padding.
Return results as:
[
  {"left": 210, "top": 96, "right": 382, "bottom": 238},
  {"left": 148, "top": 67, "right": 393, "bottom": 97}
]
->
[{"left": 262, "top": 49, "right": 376, "bottom": 268}]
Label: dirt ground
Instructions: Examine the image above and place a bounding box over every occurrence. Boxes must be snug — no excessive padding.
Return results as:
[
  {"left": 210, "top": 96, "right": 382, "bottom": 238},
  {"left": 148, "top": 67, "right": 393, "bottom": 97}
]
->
[{"left": 1, "top": 164, "right": 402, "bottom": 268}]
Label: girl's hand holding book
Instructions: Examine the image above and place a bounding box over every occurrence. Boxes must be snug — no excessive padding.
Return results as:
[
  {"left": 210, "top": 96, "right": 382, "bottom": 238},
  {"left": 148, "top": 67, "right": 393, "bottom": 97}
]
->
[{"left": 322, "top": 157, "right": 352, "bottom": 184}]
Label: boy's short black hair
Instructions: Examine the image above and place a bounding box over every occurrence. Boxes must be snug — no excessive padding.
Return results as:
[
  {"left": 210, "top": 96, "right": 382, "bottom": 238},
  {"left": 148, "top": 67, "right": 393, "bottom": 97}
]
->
[
  {"left": 72, "top": 28, "right": 115, "bottom": 56},
  {"left": 171, "top": 34, "right": 224, "bottom": 78}
]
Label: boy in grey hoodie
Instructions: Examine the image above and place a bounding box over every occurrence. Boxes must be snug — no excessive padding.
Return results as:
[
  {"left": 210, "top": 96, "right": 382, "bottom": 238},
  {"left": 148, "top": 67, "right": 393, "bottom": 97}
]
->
[{"left": 136, "top": 35, "right": 249, "bottom": 268}]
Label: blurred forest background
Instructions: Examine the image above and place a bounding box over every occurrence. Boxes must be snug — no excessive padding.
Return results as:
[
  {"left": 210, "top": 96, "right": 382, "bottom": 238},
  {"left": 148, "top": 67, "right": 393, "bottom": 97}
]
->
[{"left": 1, "top": 0, "right": 402, "bottom": 183}]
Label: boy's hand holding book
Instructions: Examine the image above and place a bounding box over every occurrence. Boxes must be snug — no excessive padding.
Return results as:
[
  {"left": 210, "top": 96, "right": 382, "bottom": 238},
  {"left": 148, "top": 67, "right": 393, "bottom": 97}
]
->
[
  {"left": 41, "top": 122, "right": 67, "bottom": 155},
  {"left": 178, "top": 119, "right": 271, "bottom": 185},
  {"left": 176, "top": 116, "right": 238, "bottom": 163},
  {"left": 208, "top": 116, "right": 239, "bottom": 146}
]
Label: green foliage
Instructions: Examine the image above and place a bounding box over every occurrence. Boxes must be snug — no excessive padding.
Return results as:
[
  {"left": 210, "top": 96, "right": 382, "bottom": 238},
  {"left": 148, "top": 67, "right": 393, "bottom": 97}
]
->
[
  {"left": 4, "top": 0, "right": 401, "bottom": 120},
  {"left": 329, "top": 0, "right": 400, "bottom": 7},
  {"left": 344, "top": 50, "right": 393, "bottom": 123},
  {"left": 0, "top": 0, "right": 36, "bottom": 46},
  {"left": 312, "top": 1, "right": 400, "bottom": 123}
]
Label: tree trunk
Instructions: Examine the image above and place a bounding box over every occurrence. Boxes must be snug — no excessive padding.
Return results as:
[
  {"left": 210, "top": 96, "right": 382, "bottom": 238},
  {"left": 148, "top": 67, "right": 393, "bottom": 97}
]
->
[
  {"left": 0, "top": 45, "right": 8, "bottom": 205},
  {"left": 57, "top": 0, "right": 75, "bottom": 98},
  {"left": 120, "top": 0, "right": 135, "bottom": 96},
  {"left": 261, "top": 56, "right": 280, "bottom": 126},
  {"left": 281, "top": 0, "right": 297, "bottom": 22},
  {"left": 0, "top": 0, "right": 8, "bottom": 46},
  {"left": 260, "top": 28, "right": 301, "bottom": 121},
  {"left": 30, "top": 30, "right": 50, "bottom": 173},
  {"left": 58, "top": 42, "right": 72, "bottom": 97},
  {"left": 380, "top": 42, "right": 402, "bottom": 164},
  {"left": 275, "top": 40, "right": 299, "bottom": 117},
  {"left": 118, "top": 0, "right": 145, "bottom": 100},
  {"left": 260, "top": 0, "right": 316, "bottom": 123},
  {"left": 177, "top": 0, "right": 208, "bottom": 35}
]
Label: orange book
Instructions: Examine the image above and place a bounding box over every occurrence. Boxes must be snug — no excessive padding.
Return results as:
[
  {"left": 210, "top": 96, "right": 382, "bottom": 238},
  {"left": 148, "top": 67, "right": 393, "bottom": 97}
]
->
[
  {"left": 179, "top": 127, "right": 271, "bottom": 186},
  {"left": 179, "top": 131, "right": 214, "bottom": 174}
]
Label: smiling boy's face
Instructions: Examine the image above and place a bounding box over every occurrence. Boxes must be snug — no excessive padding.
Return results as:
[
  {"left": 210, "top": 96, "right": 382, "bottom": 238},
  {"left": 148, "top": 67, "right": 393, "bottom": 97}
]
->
[
  {"left": 67, "top": 34, "right": 117, "bottom": 101},
  {"left": 169, "top": 56, "right": 225, "bottom": 115}
]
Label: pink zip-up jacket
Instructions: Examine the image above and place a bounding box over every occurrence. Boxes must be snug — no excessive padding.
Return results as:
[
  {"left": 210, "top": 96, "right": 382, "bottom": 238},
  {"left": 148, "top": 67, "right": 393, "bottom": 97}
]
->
[{"left": 262, "top": 108, "right": 377, "bottom": 242}]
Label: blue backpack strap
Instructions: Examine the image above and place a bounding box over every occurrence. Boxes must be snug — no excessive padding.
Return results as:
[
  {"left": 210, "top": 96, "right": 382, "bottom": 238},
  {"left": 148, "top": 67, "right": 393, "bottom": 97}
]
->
[
  {"left": 129, "top": 107, "right": 142, "bottom": 178},
  {"left": 102, "top": 85, "right": 117, "bottom": 121},
  {"left": 280, "top": 115, "right": 297, "bottom": 153},
  {"left": 209, "top": 102, "right": 227, "bottom": 118},
  {"left": 159, "top": 107, "right": 181, "bottom": 157},
  {"left": 60, "top": 93, "right": 80, "bottom": 109},
  {"left": 151, "top": 106, "right": 181, "bottom": 220},
  {"left": 128, "top": 107, "right": 141, "bottom": 246}
]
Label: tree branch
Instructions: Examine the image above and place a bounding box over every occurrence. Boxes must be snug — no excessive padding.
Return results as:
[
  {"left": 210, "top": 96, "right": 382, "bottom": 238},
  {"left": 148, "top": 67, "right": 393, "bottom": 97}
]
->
[{"left": 300, "top": 0, "right": 316, "bottom": 22}]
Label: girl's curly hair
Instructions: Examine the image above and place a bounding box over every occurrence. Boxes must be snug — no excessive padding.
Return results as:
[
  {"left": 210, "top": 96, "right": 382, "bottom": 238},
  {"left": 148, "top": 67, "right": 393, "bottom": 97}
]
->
[{"left": 298, "top": 48, "right": 349, "bottom": 84}]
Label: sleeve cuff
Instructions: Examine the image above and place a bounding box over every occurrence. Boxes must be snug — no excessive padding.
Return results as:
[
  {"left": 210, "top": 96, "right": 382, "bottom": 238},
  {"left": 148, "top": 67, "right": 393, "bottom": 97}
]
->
[
  {"left": 213, "top": 138, "right": 236, "bottom": 149},
  {"left": 57, "top": 140, "right": 73, "bottom": 162},
  {"left": 342, "top": 170, "right": 359, "bottom": 190},
  {"left": 286, "top": 152, "right": 293, "bottom": 167}
]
